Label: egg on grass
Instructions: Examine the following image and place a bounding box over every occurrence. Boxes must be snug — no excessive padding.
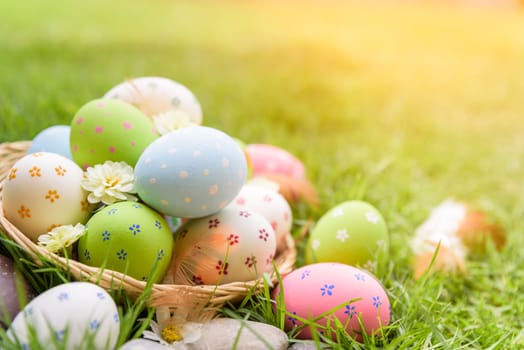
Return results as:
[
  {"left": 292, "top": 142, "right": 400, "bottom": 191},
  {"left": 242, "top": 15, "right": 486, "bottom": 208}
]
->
[
  {"left": 7, "top": 282, "right": 120, "bottom": 350},
  {"left": 272, "top": 262, "right": 390, "bottom": 342},
  {"left": 305, "top": 200, "right": 388, "bottom": 266}
]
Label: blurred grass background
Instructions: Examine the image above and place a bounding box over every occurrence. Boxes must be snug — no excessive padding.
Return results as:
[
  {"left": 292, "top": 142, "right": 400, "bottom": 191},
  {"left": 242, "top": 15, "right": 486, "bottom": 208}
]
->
[{"left": 1, "top": 0, "right": 524, "bottom": 347}]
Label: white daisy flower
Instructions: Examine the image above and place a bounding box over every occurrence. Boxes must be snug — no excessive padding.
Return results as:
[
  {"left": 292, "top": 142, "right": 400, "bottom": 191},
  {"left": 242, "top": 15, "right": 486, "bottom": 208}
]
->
[
  {"left": 153, "top": 110, "right": 196, "bottom": 135},
  {"left": 38, "top": 223, "right": 86, "bottom": 254},
  {"left": 142, "top": 320, "right": 202, "bottom": 349},
  {"left": 81, "top": 161, "right": 137, "bottom": 205}
]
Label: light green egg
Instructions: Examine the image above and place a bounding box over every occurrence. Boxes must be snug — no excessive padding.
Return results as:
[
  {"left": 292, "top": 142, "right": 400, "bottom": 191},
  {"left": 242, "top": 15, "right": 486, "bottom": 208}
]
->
[
  {"left": 78, "top": 201, "right": 174, "bottom": 283},
  {"left": 70, "top": 98, "right": 158, "bottom": 169},
  {"left": 305, "top": 200, "right": 388, "bottom": 266}
]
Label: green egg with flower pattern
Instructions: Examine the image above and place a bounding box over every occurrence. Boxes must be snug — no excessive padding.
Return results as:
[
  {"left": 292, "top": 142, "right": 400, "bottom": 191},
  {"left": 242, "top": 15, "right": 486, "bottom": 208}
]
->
[{"left": 78, "top": 201, "right": 174, "bottom": 283}]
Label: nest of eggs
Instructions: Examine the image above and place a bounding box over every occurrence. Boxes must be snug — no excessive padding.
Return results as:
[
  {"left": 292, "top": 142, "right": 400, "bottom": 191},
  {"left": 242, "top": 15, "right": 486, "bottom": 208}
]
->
[{"left": 0, "top": 141, "right": 297, "bottom": 309}]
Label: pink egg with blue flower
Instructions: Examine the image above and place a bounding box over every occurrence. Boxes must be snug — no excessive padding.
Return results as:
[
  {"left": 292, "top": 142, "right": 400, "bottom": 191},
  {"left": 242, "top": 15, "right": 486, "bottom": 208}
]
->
[
  {"left": 273, "top": 262, "right": 390, "bottom": 342},
  {"left": 135, "top": 126, "right": 248, "bottom": 218}
]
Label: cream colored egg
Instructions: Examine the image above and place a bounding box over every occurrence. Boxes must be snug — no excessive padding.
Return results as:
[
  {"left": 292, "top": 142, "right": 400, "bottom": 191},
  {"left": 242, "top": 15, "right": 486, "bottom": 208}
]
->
[
  {"left": 104, "top": 76, "right": 203, "bottom": 125},
  {"left": 2, "top": 152, "right": 90, "bottom": 241},
  {"left": 227, "top": 184, "right": 292, "bottom": 251},
  {"left": 172, "top": 207, "right": 276, "bottom": 285}
]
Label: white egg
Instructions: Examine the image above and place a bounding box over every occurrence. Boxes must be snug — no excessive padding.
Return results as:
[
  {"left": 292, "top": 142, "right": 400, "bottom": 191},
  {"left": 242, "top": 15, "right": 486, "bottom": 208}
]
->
[
  {"left": 172, "top": 207, "right": 276, "bottom": 285},
  {"left": 7, "top": 282, "right": 120, "bottom": 350},
  {"left": 104, "top": 76, "right": 203, "bottom": 124},
  {"left": 2, "top": 152, "right": 90, "bottom": 241},
  {"left": 227, "top": 184, "right": 292, "bottom": 251}
]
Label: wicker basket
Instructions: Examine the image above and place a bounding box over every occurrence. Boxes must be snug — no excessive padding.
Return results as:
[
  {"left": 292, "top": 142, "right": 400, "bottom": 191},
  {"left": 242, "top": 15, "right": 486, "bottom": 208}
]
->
[{"left": 0, "top": 141, "right": 296, "bottom": 308}]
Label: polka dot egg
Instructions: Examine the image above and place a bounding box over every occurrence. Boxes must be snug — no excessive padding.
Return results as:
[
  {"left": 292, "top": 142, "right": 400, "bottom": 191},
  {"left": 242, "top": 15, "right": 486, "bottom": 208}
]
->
[
  {"left": 305, "top": 200, "right": 388, "bottom": 266},
  {"left": 70, "top": 98, "right": 158, "bottom": 169},
  {"left": 273, "top": 263, "right": 390, "bottom": 341},
  {"left": 2, "top": 152, "right": 90, "bottom": 241},
  {"left": 171, "top": 207, "right": 276, "bottom": 285},
  {"left": 135, "top": 126, "right": 248, "bottom": 218},
  {"left": 104, "top": 76, "right": 203, "bottom": 124},
  {"left": 78, "top": 201, "right": 174, "bottom": 283}
]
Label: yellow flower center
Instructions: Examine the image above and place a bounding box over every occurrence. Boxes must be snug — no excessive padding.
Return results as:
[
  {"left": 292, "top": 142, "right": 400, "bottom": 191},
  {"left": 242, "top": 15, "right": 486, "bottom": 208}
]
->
[
  {"left": 162, "top": 324, "right": 182, "bottom": 343},
  {"left": 106, "top": 177, "right": 120, "bottom": 187}
]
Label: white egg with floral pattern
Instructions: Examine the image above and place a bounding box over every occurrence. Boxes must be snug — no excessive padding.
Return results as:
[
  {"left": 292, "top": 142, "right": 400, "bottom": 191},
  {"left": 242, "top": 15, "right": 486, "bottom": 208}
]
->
[
  {"left": 169, "top": 207, "right": 276, "bottom": 285},
  {"left": 7, "top": 282, "right": 120, "bottom": 350}
]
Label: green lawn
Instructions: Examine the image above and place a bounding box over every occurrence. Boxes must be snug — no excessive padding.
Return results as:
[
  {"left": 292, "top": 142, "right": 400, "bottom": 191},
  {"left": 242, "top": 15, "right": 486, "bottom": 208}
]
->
[{"left": 1, "top": 0, "right": 524, "bottom": 348}]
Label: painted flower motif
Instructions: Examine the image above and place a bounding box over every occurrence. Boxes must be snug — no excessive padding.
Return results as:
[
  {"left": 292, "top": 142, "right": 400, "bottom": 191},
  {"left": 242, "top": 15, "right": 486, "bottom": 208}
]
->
[
  {"left": 344, "top": 305, "right": 357, "bottom": 319},
  {"left": 38, "top": 223, "right": 86, "bottom": 254},
  {"left": 336, "top": 228, "right": 349, "bottom": 242},
  {"left": 142, "top": 320, "right": 202, "bottom": 349},
  {"left": 320, "top": 284, "right": 335, "bottom": 296},
  {"left": 153, "top": 110, "right": 196, "bottom": 135},
  {"left": 372, "top": 296, "right": 382, "bottom": 308},
  {"left": 366, "top": 211, "right": 380, "bottom": 224},
  {"left": 81, "top": 161, "right": 137, "bottom": 205}
]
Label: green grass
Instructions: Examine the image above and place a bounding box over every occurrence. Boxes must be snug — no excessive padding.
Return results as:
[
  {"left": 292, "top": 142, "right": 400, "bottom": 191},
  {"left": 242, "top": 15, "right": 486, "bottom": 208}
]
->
[{"left": 1, "top": 0, "right": 524, "bottom": 348}]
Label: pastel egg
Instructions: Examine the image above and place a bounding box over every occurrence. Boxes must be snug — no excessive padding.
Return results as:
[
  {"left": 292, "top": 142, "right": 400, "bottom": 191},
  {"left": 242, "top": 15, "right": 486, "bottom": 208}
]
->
[
  {"left": 227, "top": 184, "right": 292, "bottom": 251},
  {"left": 135, "top": 126, "right": 248, "bottom": 218},
  {"left": 305, "top": 201, "right": 388, "bottom": 266},
  {"left": 273, "top": 263, "right": 390, "bottom": 341},
  {"left": 171, "top": 207, "right": 276, "bottom": 285},
  {"left": 245, "top": 144, "right": 305, "bottom": 180},
  {"left": 104, "top": 76, "right": 203, "bottom": 124},
  {"left": 70, "top": 98, "right": 158, "bottom": 169},
  {"left": 2, "top": 152, "right": 90, "bottom": 241},
  {"left": 27, "top": 125, "right": 72, "bottom": 159},
  {"left": 0, "top": 254, "right": 35, "bottom": 329},
  {"left": 7, "top": 282, "right": 120, "bottom": 349},
  {"left": 78, "top": 201, "right": 174, "bottom": 283}
]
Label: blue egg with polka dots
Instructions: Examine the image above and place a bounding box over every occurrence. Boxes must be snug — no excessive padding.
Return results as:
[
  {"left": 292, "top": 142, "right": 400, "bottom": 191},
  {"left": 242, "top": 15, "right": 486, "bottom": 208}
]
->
[
  {"left": 27, "top": 125, "right": 72, "bottom": 159},
  {"left": 135, "top": 126, "right": 248, "bottom": 218}
]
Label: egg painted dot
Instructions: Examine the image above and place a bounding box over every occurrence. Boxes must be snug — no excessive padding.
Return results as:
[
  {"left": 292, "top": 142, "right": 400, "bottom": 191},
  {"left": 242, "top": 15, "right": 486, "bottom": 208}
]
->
[
  {"left": 76, "top": 117, "right": 84, "bottom": 125},
  {"left": 160, "top": 163, "right": 167, "bottom": 169},
  {"left": 123, "top": 121, "right": 132, "bottom": 129},
  {"left": 179, "top": 171, "right": 189, "bottom": 179},
  {"left": 203, "top": 169, "right": 209, "bottom": 176},
  {"left": 109, "top": 146, "right": 116, "bottom": 153},
  {"left": 149, "top": 178, "right": 157, "bottom": 185},
  {"left": 144, "top": 158, "right": 152, "bottom": 164},
  {"left": 201, "top": 205, "right": 208, "bottom": 211},
  {"left": 184, "top": 197, "right": 191, "bottom": 203},
  {"left": 73, "top": 145, "right": 78, "bottom": 152},
  {"left": 96, "top": 101, "right": 105, "bottom": 108},
  {"left": 222, "top": 158, "right": 230, "bottom": 168},
  {"left": 89, "top": 149, "right": 95, "bottom": 154},
  {"left": 168, "top": 147, "right": 177, "bottom": 154},
  {"left": 95, "top": 126, "right": 103, "bottom": 133},
  {"left": 209, "top": 185, "right": 218, "bottom": 195},
  {"left": 130, "top": 141, "right": 136, "bottom": 147},
  {"left": 193, "top": 150, "right": 202, "bottom": 157},
  {"left": 160, "top": 199, "right": 169, "bottom": 206}
]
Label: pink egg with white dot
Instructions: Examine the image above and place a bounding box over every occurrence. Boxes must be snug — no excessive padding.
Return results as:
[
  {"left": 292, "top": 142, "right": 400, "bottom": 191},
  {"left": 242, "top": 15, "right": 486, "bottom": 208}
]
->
[
  {"left": 227, "top": 184, "right": 292, "bottom": 252},
  {"left": 245, "top": 144, "right": 305, "bottom": 180},
  {"left": 273, "top": 263, "right": 390, "bottom": 342}
]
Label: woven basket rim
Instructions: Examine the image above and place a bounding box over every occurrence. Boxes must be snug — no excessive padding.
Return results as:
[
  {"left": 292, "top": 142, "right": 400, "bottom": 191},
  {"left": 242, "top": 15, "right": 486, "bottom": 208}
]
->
[{"left": 0, "top": 140, "right": 297, "bottom": 308}]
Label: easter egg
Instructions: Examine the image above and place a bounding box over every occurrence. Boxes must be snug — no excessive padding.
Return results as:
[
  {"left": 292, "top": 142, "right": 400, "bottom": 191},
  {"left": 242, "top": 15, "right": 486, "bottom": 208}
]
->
[
  {"left": 78, "top": 201, "right": 174, "bottom": 283},
  {"left": 305, "top": 201, "right": 388, "bottom": 266},
  {"left": 104, "top": 76, "right": 203, "bottom": 124},
  {"left": 171, "top": 207, "right": 276, "bottom": 285},
  {"left": 273, "top": 263, "right": 390, "bottom": 341},
  {"left": 7, "top": 282, "right": 120, "bottom": 350},
  {"left": 227, "top": 184, "right": 292, "bottom": 251},
  {"left": 0, "top": 254, "right": 35, "bottom": 329},
  {"left": 245, "top": 144, "right": 305, "bottom": 180},
  {"left": 70, "top": 98, "right": 158, "bottom": 169},
  {"left": 135, "top": 126, "right": 248, "bottom": 218},
  {"left": 2, "top": 152, "right": 90, "bottom": 241},
  {"left": 27, "top": 125, "right": 72, "bottom": 159}
]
